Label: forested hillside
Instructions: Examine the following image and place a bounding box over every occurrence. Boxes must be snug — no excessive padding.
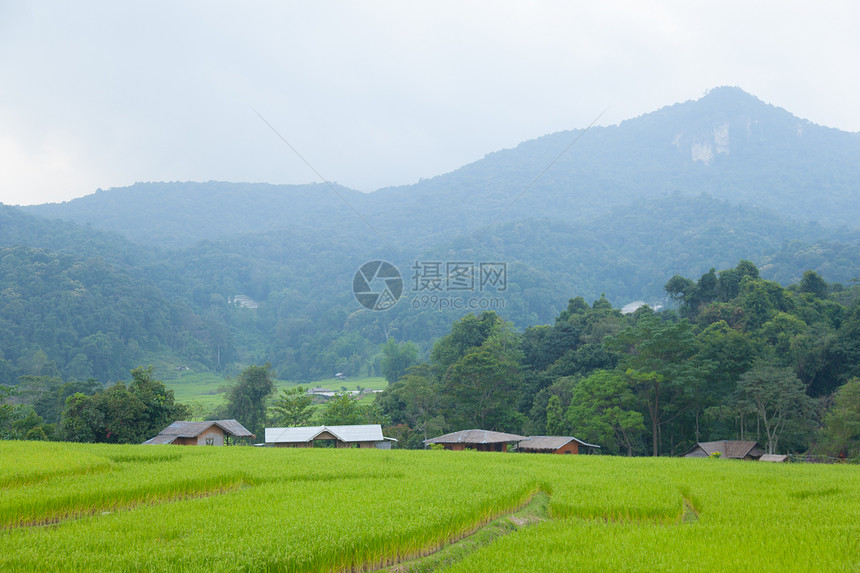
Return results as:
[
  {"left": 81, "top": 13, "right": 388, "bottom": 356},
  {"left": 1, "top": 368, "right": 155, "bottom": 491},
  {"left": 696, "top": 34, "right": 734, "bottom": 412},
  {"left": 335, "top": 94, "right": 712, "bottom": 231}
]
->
[{"left": 2, "top": 87, "right": 859, "bottom": 444}]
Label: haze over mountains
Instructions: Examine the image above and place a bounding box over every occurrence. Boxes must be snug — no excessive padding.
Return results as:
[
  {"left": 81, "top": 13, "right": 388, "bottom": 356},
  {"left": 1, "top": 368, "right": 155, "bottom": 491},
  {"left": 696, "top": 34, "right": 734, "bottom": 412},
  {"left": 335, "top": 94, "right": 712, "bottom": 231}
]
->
[{"left": 3, "top": 86, "right": 860, "bottom": 383}]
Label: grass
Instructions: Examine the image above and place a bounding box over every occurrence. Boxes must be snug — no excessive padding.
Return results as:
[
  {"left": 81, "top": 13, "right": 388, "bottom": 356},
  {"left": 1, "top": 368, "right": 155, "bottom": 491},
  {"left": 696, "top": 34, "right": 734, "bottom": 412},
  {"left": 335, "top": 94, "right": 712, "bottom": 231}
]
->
[
  {"left": 1, "top": 443, "right": 858, "bottom": 572},
  {"left": 163, "top": 371, "right": 389, "bottom": 412}
]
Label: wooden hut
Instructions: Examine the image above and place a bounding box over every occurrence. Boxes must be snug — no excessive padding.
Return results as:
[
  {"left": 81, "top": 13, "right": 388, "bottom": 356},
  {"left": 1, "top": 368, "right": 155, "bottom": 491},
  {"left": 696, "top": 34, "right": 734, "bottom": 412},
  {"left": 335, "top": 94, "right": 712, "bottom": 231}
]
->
[
  {"left": 265, "top": 424, "right": 396, "bottom": 449},
  {"left": 423, "top": 429, "right": 526, "bottom": 452},
  {"left": 143, "top": 420, "right": 254, "bottom": 446},
  {"left": 517, "top": 436, "right": 600, "bottom": 454},
  {"left": 683, "top": 440, "right": 766, "bottom": 460}
]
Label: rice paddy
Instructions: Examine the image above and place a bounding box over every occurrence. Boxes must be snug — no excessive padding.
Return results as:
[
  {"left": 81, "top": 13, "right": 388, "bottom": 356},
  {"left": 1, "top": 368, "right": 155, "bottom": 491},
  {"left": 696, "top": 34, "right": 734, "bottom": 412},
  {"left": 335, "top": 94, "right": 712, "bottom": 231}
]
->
[{"left": 1, "top": 442, "right": 858, "bottom": 572}]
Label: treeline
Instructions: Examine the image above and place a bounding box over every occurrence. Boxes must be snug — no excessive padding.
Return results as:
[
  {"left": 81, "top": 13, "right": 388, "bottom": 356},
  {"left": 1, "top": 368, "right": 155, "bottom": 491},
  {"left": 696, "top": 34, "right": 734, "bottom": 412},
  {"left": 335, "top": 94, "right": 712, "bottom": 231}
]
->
[
  {"left": 375, "top": 261, "right": 860, "bottom": 457},
  {"left": 0, "top": 363, "right": 390, "bottom": 444}
]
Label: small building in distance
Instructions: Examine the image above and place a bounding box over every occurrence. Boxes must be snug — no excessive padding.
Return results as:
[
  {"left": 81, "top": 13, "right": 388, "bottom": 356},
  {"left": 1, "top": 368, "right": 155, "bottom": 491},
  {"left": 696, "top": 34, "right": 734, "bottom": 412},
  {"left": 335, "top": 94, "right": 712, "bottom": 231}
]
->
[
  {"left": 683, "top": 440, "right": 766, "bottom": 460},
  {"left": 265, "top": 424, "right": 396, "bottom": 449},
  {"left": 517, "top": 436, "right": 600, "bottom": 455},
  {"left": 143, "top": 420, "right": 254, "bottom": 446},
  {"left": 423, "top": 429, "right": 526, "bottom": 452}
]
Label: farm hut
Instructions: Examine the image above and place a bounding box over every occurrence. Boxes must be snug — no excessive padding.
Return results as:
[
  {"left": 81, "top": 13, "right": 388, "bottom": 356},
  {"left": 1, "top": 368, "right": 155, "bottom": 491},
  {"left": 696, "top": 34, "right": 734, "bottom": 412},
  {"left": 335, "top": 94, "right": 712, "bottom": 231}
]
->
[
  {"left": 264, "top": 424, "right": 396, "bottom": 449},
  {"left": 423, "top": 429, "right": 526, "bottom": 452},
  {"left": 760, "top": 454, "right": 788, "bottom": 462},
  {"left": 517, "top": 436, "right": 600, "bottom": 454},
  {"left": 683, "top": 440, "right": 766, "bottom": 460},
  {"left": 142, "top": 419, "right": 254, "bottom": 446}
]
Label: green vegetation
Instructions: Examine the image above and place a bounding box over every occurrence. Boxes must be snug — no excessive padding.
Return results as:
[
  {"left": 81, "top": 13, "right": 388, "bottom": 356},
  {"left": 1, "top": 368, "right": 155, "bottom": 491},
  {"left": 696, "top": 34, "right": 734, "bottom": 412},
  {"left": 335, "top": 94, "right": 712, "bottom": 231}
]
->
[
  {"left": 377, "top": 261, "right": 860, "bottom": 457},
  {"left": 1, "top": 442, "right": 858, "bottom": 571}
]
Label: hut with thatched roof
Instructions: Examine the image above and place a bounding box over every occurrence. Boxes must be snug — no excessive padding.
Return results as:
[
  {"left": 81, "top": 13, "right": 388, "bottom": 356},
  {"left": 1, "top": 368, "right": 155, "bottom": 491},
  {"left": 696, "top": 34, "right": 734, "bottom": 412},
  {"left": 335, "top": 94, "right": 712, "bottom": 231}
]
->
[
  {"left": 517, "top": 436, "right": 600, "bottom": 455},
  {"left": 423, "top": 429, "right": 526, "bottom": 452},
  {"left": 143, "top": 420, "right": 254, "bottom": 446}
]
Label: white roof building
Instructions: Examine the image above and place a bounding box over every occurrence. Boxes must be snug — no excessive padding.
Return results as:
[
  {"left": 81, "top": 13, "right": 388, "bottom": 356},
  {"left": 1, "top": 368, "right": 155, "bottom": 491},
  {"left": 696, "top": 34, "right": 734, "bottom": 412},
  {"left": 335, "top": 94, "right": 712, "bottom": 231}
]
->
[{"left": 265, "top": 424, "right": 395, "bottom": 449}]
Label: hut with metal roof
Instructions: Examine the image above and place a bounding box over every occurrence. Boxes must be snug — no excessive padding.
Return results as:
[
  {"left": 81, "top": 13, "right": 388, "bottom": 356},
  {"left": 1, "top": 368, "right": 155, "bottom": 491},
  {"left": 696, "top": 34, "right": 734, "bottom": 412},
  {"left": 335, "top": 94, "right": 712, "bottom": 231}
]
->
[
  {"left": 264, "top": 424, "right": 396, "bottom": 449},
  {"left": 683, "top": 440, "right": 766, "bottom": 460},
  {"left": 423, "top": 429, "right": 526, "bottom": 452},
  {"left": 143, "top": 420, "right": 254, "bottom": 446},
  {"left": 517, "top": 436, "right": 600, "bottom": 455}
]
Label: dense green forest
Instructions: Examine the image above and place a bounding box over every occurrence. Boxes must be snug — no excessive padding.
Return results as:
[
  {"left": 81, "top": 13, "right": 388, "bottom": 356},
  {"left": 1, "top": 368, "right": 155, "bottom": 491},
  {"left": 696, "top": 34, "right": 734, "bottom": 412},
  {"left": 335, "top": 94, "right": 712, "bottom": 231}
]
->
[
  {"left": 4, "top": 260, "right": 858, "bottom": 459},
  {"left": 376, "top": 261, "right": 860, "bottom": 457},
  {"left": 2, "top": 87, "right": 859, "bottom": 455},
  {"left": 5, "top": 196, "right": 860, "bottom": 386}
]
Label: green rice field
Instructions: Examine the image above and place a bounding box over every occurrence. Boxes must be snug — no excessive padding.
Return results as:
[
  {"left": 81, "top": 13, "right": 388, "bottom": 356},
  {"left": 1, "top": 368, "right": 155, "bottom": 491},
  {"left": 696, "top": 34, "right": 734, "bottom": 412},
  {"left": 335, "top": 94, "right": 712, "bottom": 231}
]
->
[{"left": 1, "top": 441, "right": 858, "bottom": 572}]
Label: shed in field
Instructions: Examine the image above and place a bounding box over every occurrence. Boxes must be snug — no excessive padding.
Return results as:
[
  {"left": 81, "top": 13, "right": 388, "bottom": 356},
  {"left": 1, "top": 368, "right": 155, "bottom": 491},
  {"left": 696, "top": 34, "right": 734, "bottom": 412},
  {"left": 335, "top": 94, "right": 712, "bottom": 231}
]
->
[
  {"left": 683, "top": 440, "right": 766, "bottom": 460},
  {"left": 759, "top": 454, "right": 788, "bottom": 463},
  {"left": 143, "top": 419, "right": 254, "bottom": 446},
  {"left": 423, "top": 429, "right": 526, "bottom": 452},
  {"left": 265, "top": 424, "right": 396, "bottom": 449},
  {"left": 517, "top": 436, "right": 600, "bottom": 454}
]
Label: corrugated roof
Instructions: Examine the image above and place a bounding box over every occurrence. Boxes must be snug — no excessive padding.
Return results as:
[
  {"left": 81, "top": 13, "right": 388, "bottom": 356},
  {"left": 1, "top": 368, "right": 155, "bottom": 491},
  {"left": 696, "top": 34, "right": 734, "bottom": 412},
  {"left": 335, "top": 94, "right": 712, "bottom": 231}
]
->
[
  {"left": 686, "top": 440, "right": 764, "bottom": 459},
  {"left": 265, "top": 424, "right": 384, "bottom": 444},
  {"left": 517, "top": 436, "right": 600, "bottom": 451},
  {"left": 423, "top": 429, "right": 526, "bottom": 445},
  {"left": 142, "top": 419, "right": 254, "bottom": 444}
]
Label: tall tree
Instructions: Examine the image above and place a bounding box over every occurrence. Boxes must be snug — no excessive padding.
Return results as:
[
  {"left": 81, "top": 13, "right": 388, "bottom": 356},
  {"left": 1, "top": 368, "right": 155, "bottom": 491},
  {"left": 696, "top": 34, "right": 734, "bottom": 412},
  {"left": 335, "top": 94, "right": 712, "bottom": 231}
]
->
[
  {"left": 609, "top": 315, "right": 705, "bottom": 456},
  {"left": 817, "top": 377, "right": 860, "bottom": 458},
  {"left": 379, "top": 339, "right": 419, "bottom": 384},
  {"left": 442, "top": 329, "right": 523, "bottom": 431},
  {"left": 566, "top": 370, "right": 645, "bottom": 456},
  {"left": 224, "top": 364, "right": 275, "bottom": 440},
  {"left": 735, "top": 362, "right": 816, "bottom": 455},
  {"left": 60, "top": 367, "right": 189, "bottom": 443},
  {"left": 319, "top": 391, "right": 390, "bottom": 426},
  {"left": 269, "top": 386, "right": 313, "bottom": 427}
]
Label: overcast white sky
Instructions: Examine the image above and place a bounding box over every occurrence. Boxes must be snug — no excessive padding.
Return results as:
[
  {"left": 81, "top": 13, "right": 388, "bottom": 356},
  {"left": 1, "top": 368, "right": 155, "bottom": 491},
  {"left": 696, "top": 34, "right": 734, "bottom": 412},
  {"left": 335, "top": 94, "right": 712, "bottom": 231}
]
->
[{"left": 1, "top": 1, "right": 858, "bottom": 206}]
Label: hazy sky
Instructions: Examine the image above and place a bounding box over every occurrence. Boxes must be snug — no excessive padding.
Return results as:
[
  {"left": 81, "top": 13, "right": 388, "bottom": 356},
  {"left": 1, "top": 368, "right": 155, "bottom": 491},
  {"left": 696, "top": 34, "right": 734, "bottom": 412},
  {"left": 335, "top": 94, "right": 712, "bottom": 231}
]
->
[{"left": 1, "top": 1, "right": 858, "bottom": 206}]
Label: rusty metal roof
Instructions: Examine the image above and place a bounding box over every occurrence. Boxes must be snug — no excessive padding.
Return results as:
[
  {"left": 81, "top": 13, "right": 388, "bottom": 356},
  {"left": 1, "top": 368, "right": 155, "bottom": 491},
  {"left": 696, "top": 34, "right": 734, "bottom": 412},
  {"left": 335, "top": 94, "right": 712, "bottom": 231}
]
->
[
  {"left": 142, "top": 420, "right": 254, "bottom": 444},
  {"left": 423, "top": 429, "right": 526, "bottom": 445},
  {"left": 517, "top": 436, "right": 600, "bottom": 451},
  {"left": 685, "top": 440, "right": 765, "bottom": 459}
]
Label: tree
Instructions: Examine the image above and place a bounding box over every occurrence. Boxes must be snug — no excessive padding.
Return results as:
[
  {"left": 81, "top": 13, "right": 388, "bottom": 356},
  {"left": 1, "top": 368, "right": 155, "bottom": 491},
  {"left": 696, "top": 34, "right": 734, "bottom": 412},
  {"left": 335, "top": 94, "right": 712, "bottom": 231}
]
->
[
  {"left": 128, "top": 366, "right": 189, "bottom": 441},
  {"left": 735, "top": 362, "right": 816, "bottom": 454},
  {"left": 376, "top": 364, "right": 445, "bottom": 442},
  {"left": 442, "top": 329, "right": 523, "bottom": 431},
  {"left": 430, "top": 312, "right": 502, "bottom": 375},
  {"left": 1, "top": 384, "right": 21, "bottom": 439},
  {"left": 545, "top": 395, "right": 566, "bottom": 436},
  {"left": 319, "top": 391, "right": 390, "bottom": 426},
  {"left": 817, "top": 377, "right": 860, "bottom": 458},
  {"left": 566, "top": 370, "right": 645, "bottom": 456},
  {"left": 224, "top": 364, "right": 275, "bottom": 440},
  {"left": 270, "top": 386, "right": 313, "bottom": 427},
  {"left": 799, "top": 270, "right": 828, "bottom": 299},
  {"left": 379, "top": 339, "right": 419, "bottom": 384},
  {"left": 609, "top": 315, "right": 706, "bottom": 456},
  {"left": 60, "top": 367, "right": 190, "bottom": 444}
]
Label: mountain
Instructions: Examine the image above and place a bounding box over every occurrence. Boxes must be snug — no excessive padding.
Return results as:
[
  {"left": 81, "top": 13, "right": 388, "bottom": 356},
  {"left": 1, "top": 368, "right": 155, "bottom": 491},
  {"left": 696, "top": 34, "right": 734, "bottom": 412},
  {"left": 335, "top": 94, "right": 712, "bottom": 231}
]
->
[
  {"left": 6, "top": 87, "right": 860, "bottom": 384},
  {"left": 23, "top": 87, "right": 860, "bottom": 249}
]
